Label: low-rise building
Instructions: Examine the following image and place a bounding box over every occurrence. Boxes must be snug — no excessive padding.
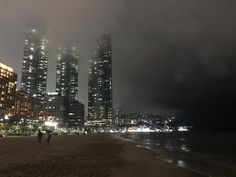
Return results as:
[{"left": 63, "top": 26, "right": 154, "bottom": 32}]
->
[
  {"left": 43, "top": 92, "right": 64, "bottom": 122},
  {"left": 65, "top": 100, "right": 85, "bottom": 127},
  {"left": 0, "top": 63, "right": 17, "bottom": 118},
  {"left": 14, "top": 90, "right": 40, "bottom": 120}
]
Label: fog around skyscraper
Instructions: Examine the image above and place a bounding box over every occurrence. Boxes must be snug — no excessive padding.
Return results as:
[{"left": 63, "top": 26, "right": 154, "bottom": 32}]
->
[
  {"left": 21, "top": 28, "right": 48, "bottom": 97},
  {"left": 56, "top": 46, "right": 79, "bottom": 100},
  {"left": 1, "top": 0, "right": 236, "bottom": 128},
  {"left": 56, "top": 46, "right": 84, "bottom": 126},
  {"left": 88, "top": 32, "right": 112, "bottom": 123},
  {"left": 1, "top": 2, "right": 236, "bottom": 177}
]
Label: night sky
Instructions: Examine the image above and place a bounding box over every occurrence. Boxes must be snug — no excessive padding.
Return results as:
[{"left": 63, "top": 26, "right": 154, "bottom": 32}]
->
[{"left": 0, "top": 0, "right": 236, "bottom": 129}]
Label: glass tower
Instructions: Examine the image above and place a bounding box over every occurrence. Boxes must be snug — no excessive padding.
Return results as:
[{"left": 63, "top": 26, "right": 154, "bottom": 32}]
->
[
  {"left": 21, "top": 28, "right": 48, "bottom": 97},
  {"left": 88, "top": 32, "right": 112, "bottom": 124},
  {"left": 56, "top": 47, "right": 84, "bottom": 127},
  {"left": 56, "top": 46, "right": 79, "bottom": 100}
]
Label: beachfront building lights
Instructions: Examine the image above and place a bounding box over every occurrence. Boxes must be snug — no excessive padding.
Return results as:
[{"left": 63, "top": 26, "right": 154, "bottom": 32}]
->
[
  {"left": 113, "top": 106, "right": 122, "bottom": 125},
  {"left": 0, "top": 63, "right": 13, "bottom": 72},
  {"left": 14, "top": 90, "right": 41, "bottom": 120},
  {"left": 20, "top": 28, "right": 48, "bottom": 120},
  {"left": 45, "top": 121, "right": 58, "bottom": 128},
  {"left": 56, "top": 47, "right": 85, "bottom": 127},
  {"left": 88, "top": 32, "right": 112, "bottom": 124},
  {"left": 178, "top": 126, "right": 189, "bottom": 132},
  {"left": 56, "top": 46, "right": 79, "bottom": 100},
  {"left": 21, "top": 28, "right": 48, "bottom": 98},
  {"left": 43, "top": 92, "right": 64, "bottom": 122},
  {"left": 0, "top": 62, "right": 17, "bottom": 118}
]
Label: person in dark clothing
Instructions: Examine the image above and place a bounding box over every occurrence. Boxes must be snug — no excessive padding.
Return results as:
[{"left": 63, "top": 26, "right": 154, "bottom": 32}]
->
[
  {"left": 46, "top": 130, "right": 52, "bottom": 145},
  {"left": 37, "top": 130, "right": 43, "bottom": 144}
]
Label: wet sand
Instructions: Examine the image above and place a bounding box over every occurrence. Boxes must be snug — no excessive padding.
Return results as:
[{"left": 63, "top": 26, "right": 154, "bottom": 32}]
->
[{"left": 0, "top": 134, "right": 207, "bottom": 177}]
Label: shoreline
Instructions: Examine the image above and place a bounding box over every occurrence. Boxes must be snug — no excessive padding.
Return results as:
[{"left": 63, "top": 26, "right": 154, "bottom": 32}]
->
[
  {"left": 112, "top": 134, "right": 209, "bottom": 177},
  {"left": 113, "top": 134, "right": 211, "bottom": 177},
  {"left": 114, "top": 132, "right": 236, "bottom": 177},
  {"left": 0, "top": 134, "right": 209, "bottom": 177}
]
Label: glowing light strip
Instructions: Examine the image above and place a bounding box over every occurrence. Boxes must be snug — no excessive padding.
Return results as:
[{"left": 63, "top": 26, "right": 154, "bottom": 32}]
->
[{"left": 0, "top": 63, "right": 13, "bottom": 72}]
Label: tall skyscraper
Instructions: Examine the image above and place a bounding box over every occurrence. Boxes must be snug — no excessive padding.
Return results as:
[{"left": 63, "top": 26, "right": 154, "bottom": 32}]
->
[
  {"left": 21, "top": 28, "right": 48, "bottom": 97},
  {"left": 113, "top": 106, "right": 122, "bottom": 125},
  {"left": 0, "top": 63, "right": 17, "bottom": 118},
  {"left": 56, "top": 47, "right": 84, "bottom": 127},
  {"left": 56, "top": 47, "right": 79, "bottom": 100},
  {"left": 88, "top": 32, "right": 112, "bottom": 124}
]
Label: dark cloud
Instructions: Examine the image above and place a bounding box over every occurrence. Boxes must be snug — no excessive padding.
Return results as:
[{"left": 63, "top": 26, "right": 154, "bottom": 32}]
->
[{"left": 0, "top": 0, "right": 236, "bottom": 129}]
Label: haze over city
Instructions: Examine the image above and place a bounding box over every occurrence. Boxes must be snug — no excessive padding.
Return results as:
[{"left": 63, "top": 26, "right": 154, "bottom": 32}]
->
[
  {"left": 1, "top": 1, "right": 236, "bottom": 177},
  {"left": 1, "top": 0, "right": 236, "bottom": 129}
]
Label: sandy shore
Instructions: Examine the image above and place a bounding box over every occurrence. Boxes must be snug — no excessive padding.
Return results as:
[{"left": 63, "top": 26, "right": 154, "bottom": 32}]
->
[{"left": 0, "top": 134, "right": 207, "bottom": 177}]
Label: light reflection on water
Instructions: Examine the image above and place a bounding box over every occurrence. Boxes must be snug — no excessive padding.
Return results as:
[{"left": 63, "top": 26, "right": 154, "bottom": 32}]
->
[
  {"left": 136, "top": 144, "right": 152, "bottom": 150},
  {"left": 162, "top": 158, "right": 187, "bottom": 168},
  {"left": 120, "top": 132, "right": 236, "bottom": 177},
  {"left": 164, "top": 145, "right": 174, "bottom": 151},
  {"left": 180, "top": 144, "right": 190, "bottom": 152},
  {"left": 177, "top": 160, "right": 187, "bottom": 168},
  {"left": 163, "top": 158, "right": 173, "bottom": 164}
]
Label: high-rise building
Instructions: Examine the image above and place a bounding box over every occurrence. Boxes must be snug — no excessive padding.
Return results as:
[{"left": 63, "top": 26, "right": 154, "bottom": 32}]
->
[
  {"left": 88, "top": 32, "right": 112, "bottom": 124},
  {"left": 14, "top": 90, "right": 41, "bottom": 120},
  {"left": 21, "top": 28, "right": 48, "bottom": 97},
  {"left": 0, "top": 63, "right": 17, "bottom": 118},
  {"left": 56, "top": 47, "right": 84, "bottom": 127},
  {"left": 56, "top": 47, "right": 79, "bottom": 100},
  {"left": 113, "top": 106, "right": 122, "bottom": 125},
  {"left": 66, "top": 100, "right": 85, "bottom": 127},
  {"left": 43, "top": 92, "right": 64, "bottom": 123}
]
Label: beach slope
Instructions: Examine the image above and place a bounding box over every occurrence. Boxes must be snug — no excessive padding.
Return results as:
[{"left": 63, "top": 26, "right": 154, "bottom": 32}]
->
[{"left": 0, "top": 134, "right": 207, "bottom": 177}]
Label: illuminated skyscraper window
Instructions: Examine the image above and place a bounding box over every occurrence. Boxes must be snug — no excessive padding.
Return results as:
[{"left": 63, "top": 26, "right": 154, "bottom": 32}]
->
[
  {"left": 56, "top": 46, "right": 84, "bottom": 127},
  {"left": 21, "top": 28, "right": 48, "bottom": 98},
  {"left": 0, "top": 63, "right": 17, "bottom": 117},
  {"left": 56, "top": 46, "right": 79, "bottom": 100},
  {"left": 88, "top": 32, "right": 112, "bottom": 124}
]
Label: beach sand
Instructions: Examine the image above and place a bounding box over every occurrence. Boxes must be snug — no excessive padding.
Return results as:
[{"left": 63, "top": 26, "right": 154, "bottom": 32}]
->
[{"left": 0, "top": 134, "right": 207, "bottom": 177}]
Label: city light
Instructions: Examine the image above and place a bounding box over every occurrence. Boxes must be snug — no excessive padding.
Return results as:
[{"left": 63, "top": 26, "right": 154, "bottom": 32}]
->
[
  {"left": 0, "top": 63, "right": 13, "bottom": 72},
  {"left": 178, "top": 126, "right": 189, "bottom": 132},
  {"left": 44, "top": 121, "right": 58, "bottom": 128},
  {"left": 4, "top": 115, "right": 9, "bottom": 120}
]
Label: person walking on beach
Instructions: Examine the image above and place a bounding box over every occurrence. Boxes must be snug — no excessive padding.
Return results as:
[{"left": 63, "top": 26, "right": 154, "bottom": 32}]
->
[
  {"left": 37, "top": 130, "right": 43, "bottom": 144},
  {"left": 46, "top": 130, "right": 52, "bottom": 145}
]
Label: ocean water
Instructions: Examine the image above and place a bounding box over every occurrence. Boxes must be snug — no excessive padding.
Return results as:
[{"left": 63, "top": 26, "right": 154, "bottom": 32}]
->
[{"left": 118, "top": 132, "right": 236, "bottom": 177}]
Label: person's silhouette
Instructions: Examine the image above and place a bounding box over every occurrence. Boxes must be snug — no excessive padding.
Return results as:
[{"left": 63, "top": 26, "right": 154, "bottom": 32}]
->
[
  {"left": 46, "top": 130, "right": 52, "bottom": 145},
  {"left": 37, "top": 130, "right": 43, "bottom": 144}
]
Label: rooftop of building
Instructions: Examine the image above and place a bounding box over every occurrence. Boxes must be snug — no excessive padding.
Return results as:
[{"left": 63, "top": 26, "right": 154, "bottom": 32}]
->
[{"left": 0, "top": 63, "right": 13, "bottom": 72}]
